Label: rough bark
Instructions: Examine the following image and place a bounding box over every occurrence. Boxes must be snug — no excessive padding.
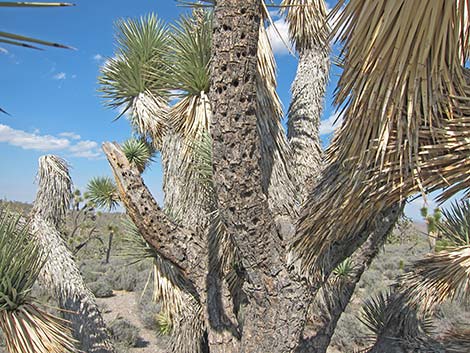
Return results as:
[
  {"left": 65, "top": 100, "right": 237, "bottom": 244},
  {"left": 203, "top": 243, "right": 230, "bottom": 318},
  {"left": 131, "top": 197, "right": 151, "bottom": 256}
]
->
[
  {"left": 297, "top": 203, "right": 402, "bottom": 353},
  {"left": 287, "top": 47, "right": 329, "bottom": 200},
  {"left": 103, "top": 142, "right": 207, "bottom": 292},
  {"left": 208, "top": 2, "right": 310, "bottom": 351},
  {"left": 31, "top": 216, "right": 115, "bottom": 353}
]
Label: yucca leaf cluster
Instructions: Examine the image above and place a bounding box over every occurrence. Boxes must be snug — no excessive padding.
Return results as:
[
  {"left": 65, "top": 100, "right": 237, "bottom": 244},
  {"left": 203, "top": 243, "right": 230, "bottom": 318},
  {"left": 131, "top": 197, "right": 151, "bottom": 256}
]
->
[
  {"left": 86, "top": 176, "right": 120, "bottom": 211},
  {"left": 0, "top": 210, "right": 76, "bottom": 353},
  {"left": 0, "top": 213, "right": 43, "bottom": 311},
  {"left": 100, "top": 14, "right": 170, "bottom": 110}
]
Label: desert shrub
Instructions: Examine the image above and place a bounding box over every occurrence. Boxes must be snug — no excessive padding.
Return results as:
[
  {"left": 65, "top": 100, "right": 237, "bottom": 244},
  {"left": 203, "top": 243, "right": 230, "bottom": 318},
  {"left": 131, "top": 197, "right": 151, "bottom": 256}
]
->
[
  {"left": 106, "top": 267, "right": 138, "bottom": 292},
  {"left": 109, "top": 317, "right": 140, "bottom": 347},
  {"left": 88, "top": 279, "right": 114, "bottom": 298},
  {"left": 79, "top": 259, "right": 107, "bottom": 283},
  {"left": 138, "top": 287, "right": 162, "bottom": 330}
]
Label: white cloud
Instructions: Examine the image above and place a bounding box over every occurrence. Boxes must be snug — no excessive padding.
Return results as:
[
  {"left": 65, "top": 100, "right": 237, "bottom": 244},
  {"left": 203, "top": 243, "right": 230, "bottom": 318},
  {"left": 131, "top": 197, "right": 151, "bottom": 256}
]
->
[
  {"left": 53, "top": 72, "right": 66, "bottom": 80},
  {"left": 0, "top": 124, "right": 101, "bottom": 159},
  {"left": 93, "top": 54, "right": 104, "bottom": 62},
  {"left": 59, "top": 132, "right": 81, "bottom": 140},
  {"left": 0, "top": 124, "right": 70, "bottom": 151},
  {"left": 320, "top": 112, "right": 343, "bottom": 135},
  {"left": 68, "top": 140, "right": 101, "bottom": 159},
  {"left": 0, "top": 47, "right": 8, "bottom": 55},
  {"left": 266, "top": 18, "right": 293, "bottom": 55}
]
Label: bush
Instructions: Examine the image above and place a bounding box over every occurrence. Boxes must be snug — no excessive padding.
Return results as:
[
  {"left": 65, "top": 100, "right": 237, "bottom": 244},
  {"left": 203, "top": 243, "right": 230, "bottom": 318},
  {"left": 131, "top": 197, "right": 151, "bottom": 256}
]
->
[
  {"left": 106, "top": 268, "right": 138, "bottom": 292},
  {"left": 109, "top": 317, "right": 140, "bottom": 347},
  {"left": 88, "top": 280, "right": 113, "bottom": 298},
  {"left": 138, "top": 288, "right": 162, "bottom": 330}
]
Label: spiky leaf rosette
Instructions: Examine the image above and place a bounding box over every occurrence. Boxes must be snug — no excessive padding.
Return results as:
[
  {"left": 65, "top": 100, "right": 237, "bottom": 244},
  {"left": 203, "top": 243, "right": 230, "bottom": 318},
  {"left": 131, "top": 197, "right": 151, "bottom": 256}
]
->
[
  {"left": 99, "top": 14, "right": 170, "bottom": 147},
  {"left": 166, "top": 10, "right": 212, "bottom": 157},
  {"left": 31, "top": 155, "right": 72, "bottom": 228},
  {"left": 86, "top": 176, "right": 120, "bottom": 211},
  {"left": 292, "top": 0, "right": 470, "bottom": 280},
  {"left": 0, "top": 210, "right": 76, "bottom": 353},
  {"left": 122, "top": 137, "right": 156, "bottom": 173},
  {"left": 401, "top": 246, "right": 470, "bottom": 313},
  {"left": 359, "top": 289, "right": 433, "bottom": 343},
  {"left": 437, "top": 200, "right": 470, "bottom": 247}
]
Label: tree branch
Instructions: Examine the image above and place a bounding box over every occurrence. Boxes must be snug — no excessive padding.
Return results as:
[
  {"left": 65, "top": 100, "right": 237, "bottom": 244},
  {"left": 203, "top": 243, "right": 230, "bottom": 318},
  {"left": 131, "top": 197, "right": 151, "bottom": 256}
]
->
[
  {"left": 296, "top": 203, "right": 403, "bottom": 353},
  {"left": 102, "top": 142, "right": 207, "bottom": 288},
  {"left": 287, "top": 46, "right": 329, "bottom": 200}
]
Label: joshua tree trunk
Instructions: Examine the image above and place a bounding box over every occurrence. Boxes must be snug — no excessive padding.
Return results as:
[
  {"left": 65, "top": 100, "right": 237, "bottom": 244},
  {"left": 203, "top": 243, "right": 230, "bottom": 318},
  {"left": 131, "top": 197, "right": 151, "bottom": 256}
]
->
[
  {"left": 31, "top": 156, "right": 115, "bottom": 353},
  {"left": 105, "top": 231, "right": 113, "bottom": 264},
  {"left": 208, "top": 1, "right": 311, "bottom": 351}
]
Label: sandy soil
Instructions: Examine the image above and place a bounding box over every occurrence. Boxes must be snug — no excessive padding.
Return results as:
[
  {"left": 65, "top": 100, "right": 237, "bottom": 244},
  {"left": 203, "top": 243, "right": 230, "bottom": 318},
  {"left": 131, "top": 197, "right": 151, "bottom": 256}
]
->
[{"left": 96, "top": 290, "right": 166, "bottom": 353}]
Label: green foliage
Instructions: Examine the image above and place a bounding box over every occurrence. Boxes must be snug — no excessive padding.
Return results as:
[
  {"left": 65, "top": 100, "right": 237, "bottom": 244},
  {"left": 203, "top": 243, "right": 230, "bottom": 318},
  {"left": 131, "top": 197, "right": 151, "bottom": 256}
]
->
[
  {"left": 0, "top": 210, "right": 76, "bottom": 353},
  {"left": 420, "top": 206, "right": 428, "bottom": 218},
  {"left": 359, "top": 290, "right": 393, "bottom": 337},
  {"left": 120, "top": 218, "right": 158, "bottom": 264},
  {"left": 332, "top": 258, "right": 354, "bottom": 280},
  {"left": 99, "top": 13, "right": 170, "bottom": 111},
  {"left": 0, "top": 212, "right": 44, "bottom": 311},
  {"left": 156, "top": 312, "right": 173, "bottom": 335},
  {"left": 86, "top": 176, "right": 120, "bottom": 211},
  {"left": 122, "top": 137, "right": 155, "bottom": 173},
  {"left": 166, "top": 10, "right": 212, "bottom": 96}
]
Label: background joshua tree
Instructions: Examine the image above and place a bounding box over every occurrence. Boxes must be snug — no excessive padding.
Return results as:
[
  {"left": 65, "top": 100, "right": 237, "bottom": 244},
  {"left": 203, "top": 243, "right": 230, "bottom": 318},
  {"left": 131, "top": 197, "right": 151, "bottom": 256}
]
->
[
  {"left": 85, "top": 176, "right": 121, "bottom": 264},
  {"left": 421, "top": 206, "right": 443, "bottom": 251},
  {"left": 96, "top": 0, "right": 470, "bottom": 352}
]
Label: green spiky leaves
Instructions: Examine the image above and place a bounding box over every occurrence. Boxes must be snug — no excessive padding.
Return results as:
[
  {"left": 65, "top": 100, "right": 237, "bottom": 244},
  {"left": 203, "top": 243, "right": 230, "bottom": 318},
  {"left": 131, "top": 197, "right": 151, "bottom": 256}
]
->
[
  {"left": 0, "top": 213, "right": 43, "bottom": 311},
  {"left": 99, "top": 14, "right": 170, "bottom": 146},
  {"left": 167, "top": 11, "right": 212, "bottom": 96},
  {"left": 122, "top": 137, "right": 156, "bottom": 173},
  {"left": 0, "top": 210, "right": 76, "bottom": 353},
  {"left": 86, "top": 176, "right": 120, "bottom": 211}
]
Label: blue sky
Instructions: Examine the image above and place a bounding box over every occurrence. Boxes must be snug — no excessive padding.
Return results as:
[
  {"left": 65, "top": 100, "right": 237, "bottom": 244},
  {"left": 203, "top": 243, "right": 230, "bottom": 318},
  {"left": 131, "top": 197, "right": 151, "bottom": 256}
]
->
[{"left": 0, "top": 0, "right": 446, "bottom": 219}]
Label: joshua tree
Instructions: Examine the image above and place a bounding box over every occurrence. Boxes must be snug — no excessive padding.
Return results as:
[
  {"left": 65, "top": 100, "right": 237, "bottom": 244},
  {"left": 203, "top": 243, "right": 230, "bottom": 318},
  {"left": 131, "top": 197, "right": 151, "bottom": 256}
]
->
[
  {"left": 421, "top": 206, "right": 443, "bottom": 250},
  {"left": 30, "top": 156, "right": 115, "bottom": 353},
  {"left": 98, "top": 0, "right": 470, "bottom": 352},
  {"left": 85, "top": 176, "right": 121, "bottom": 264}
]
